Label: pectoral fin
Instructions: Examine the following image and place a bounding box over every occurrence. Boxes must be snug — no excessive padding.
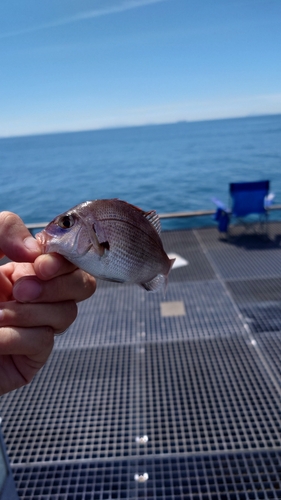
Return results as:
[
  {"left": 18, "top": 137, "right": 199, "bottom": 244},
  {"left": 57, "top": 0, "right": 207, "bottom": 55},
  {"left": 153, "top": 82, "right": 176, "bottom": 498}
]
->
[
  {"left": 140, "top": 274, "right": 165, "bottom": 292},
  {"left": 91, "top": 221, "right": 110, "bottom": 256}
]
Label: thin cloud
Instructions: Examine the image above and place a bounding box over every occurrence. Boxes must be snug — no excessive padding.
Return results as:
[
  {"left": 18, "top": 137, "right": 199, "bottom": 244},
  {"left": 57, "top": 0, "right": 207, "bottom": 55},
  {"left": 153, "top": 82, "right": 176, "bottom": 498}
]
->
[
  {"left": 0, "top": 0, "right": 167, "bottom": 40},
  {"left": 63, "top": 0, "right": 167, "bottom": 23}
]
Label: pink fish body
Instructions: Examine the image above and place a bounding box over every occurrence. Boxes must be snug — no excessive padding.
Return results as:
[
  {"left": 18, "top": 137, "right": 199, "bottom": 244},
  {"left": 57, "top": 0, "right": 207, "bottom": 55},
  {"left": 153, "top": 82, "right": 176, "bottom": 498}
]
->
[{"left": 36, "top": 199, "right": 175, "bottom": 291}]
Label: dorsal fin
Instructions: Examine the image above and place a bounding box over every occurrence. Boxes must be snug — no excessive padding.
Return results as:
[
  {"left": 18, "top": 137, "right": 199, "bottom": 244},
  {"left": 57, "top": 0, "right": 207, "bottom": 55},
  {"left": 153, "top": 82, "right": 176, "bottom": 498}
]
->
[{"left": 143, "top": 210, "right": 161, "bottom": 235}]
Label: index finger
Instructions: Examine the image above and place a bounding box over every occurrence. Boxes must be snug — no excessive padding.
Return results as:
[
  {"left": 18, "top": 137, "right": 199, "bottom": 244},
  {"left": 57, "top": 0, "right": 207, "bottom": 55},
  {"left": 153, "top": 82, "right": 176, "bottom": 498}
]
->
[{"left": 0, "top": 212, "right": 41, "bottom": 262}]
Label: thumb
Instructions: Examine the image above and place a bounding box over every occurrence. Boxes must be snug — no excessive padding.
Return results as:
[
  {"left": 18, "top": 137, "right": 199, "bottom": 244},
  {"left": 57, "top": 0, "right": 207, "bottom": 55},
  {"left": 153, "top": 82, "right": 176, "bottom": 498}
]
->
[{"left": 0, "top": 212, "right": 41, "bottom": 263}]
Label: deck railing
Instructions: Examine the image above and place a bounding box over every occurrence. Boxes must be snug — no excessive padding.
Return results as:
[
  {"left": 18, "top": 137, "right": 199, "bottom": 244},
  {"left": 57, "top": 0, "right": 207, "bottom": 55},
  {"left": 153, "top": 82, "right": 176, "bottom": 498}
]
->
[{"left": 25, "top": 204, "right": 281, "bottom": 230}]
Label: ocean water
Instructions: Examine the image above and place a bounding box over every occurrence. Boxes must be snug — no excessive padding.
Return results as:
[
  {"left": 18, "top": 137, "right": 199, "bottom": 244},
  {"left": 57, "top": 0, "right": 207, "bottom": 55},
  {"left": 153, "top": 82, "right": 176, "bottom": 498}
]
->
[{"left": 1, "top": 114, "right": 281, "bottom": 230}]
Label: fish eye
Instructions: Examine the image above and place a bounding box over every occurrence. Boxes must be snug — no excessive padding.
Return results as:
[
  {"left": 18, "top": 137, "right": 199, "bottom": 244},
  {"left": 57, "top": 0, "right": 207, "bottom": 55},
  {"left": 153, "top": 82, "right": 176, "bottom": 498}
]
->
[{"left": 58, "top": 215, "right": 75, "bottom": 229}]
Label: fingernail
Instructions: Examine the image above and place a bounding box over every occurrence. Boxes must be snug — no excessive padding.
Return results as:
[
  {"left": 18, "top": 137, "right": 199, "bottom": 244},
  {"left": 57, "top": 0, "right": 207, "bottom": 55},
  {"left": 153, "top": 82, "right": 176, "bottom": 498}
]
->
[
  {"left": 0, "top": 310, "right": 4, "bottom": 321},
  {"left": 13, "top": 279, "right": 43, "bottom": 302},
  {"left": 24, "top": 236, "right": 41, "bottom": 253}
]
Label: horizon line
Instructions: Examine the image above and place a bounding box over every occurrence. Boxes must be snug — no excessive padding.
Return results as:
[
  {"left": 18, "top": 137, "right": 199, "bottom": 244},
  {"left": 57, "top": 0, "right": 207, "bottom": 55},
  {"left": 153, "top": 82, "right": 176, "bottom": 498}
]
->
[{"left": 1, "top": 112, "right": 281, "bottom": 140}]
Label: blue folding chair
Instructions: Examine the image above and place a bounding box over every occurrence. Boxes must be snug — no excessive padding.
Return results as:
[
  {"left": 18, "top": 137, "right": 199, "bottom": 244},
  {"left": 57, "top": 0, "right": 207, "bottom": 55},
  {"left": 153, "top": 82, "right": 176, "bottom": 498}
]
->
[{"left": 229, "top": 180, "right": 270, "bottom": 236}]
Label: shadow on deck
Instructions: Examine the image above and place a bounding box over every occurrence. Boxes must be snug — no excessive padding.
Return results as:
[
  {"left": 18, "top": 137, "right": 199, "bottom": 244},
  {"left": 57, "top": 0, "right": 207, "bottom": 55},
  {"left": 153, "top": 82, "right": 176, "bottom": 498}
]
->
[{"left": 1, "top": 223, "right": 281, "bottom": 499}]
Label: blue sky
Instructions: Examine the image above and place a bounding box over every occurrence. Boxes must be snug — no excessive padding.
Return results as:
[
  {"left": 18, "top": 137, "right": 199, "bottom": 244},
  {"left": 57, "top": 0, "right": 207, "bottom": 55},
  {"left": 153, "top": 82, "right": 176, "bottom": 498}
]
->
[{"left": 1, "top": 0, "right": 281, "bottom": 137}]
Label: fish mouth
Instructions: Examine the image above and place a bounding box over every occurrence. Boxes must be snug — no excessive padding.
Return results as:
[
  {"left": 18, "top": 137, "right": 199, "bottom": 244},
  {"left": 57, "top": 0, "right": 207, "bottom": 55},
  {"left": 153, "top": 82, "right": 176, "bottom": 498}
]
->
[
  {"left": 35, "top": 227, "right": 92, "bottom": 258},
  {"left": 36, "top": 230, "right": 52, "bottom": 253}
]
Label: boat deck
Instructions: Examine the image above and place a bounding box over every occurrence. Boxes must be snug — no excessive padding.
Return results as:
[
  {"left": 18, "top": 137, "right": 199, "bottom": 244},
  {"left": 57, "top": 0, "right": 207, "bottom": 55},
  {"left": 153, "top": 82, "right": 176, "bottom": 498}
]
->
[{"left": 1, "top": 223, "right": 281, "bottom": 499}]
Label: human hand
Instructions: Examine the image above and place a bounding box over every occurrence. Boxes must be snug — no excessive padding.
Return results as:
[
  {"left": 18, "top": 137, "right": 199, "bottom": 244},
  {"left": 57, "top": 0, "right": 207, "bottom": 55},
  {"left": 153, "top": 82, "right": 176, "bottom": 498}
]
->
[{"left": 0, "top": 212, "right": 96, "bottom": 395}]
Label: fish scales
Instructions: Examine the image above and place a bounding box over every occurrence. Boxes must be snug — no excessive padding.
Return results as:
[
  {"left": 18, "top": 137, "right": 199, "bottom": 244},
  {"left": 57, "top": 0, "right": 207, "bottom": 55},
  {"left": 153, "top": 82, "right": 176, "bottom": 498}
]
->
[{"left": 36, "top": 199, "right": 175, "bottom": 291}]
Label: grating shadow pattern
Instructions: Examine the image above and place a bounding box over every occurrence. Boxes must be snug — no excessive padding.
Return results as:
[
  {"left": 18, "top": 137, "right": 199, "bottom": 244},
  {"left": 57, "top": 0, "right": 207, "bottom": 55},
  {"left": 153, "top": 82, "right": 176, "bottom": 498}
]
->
[
  {"left": 226, "top": 278, "right": 281, "bottom": 304},
  {"left": 240, "top": 302, "right": 281, "bottom": 334},
  {"left": 12, "top": 451, "right": 281, "bottom": 500},
  {"left": 205, "top": 244, "right": 281, "bottom": 281},
  {"left": 54, "top": 280, "right": 243, "bottom": 348},
  {"left": 1, "top": 225, "right": 281, "bottom": 499},
  {"left": 198, "top": 225, "right": 281, "bottom": 281},
  {"left": 1, "top": 336, "right": 280, "bottom": 465},
  {"left": 197, "top": 222, "right": 281, "bottom": 250}
]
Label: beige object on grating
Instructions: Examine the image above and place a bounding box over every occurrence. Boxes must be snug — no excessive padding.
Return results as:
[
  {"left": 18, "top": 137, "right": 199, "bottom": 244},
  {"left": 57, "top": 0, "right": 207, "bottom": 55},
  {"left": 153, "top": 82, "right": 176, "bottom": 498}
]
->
[{"left": 160, "top": 301, "right": 186, "bottom": 317}]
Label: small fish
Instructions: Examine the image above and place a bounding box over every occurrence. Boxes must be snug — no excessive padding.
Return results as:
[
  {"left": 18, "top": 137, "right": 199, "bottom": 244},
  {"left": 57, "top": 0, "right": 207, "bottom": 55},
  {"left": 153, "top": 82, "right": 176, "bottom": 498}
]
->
[{"left": 36, "top": 199, "right": 175, "bottom": 291}]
